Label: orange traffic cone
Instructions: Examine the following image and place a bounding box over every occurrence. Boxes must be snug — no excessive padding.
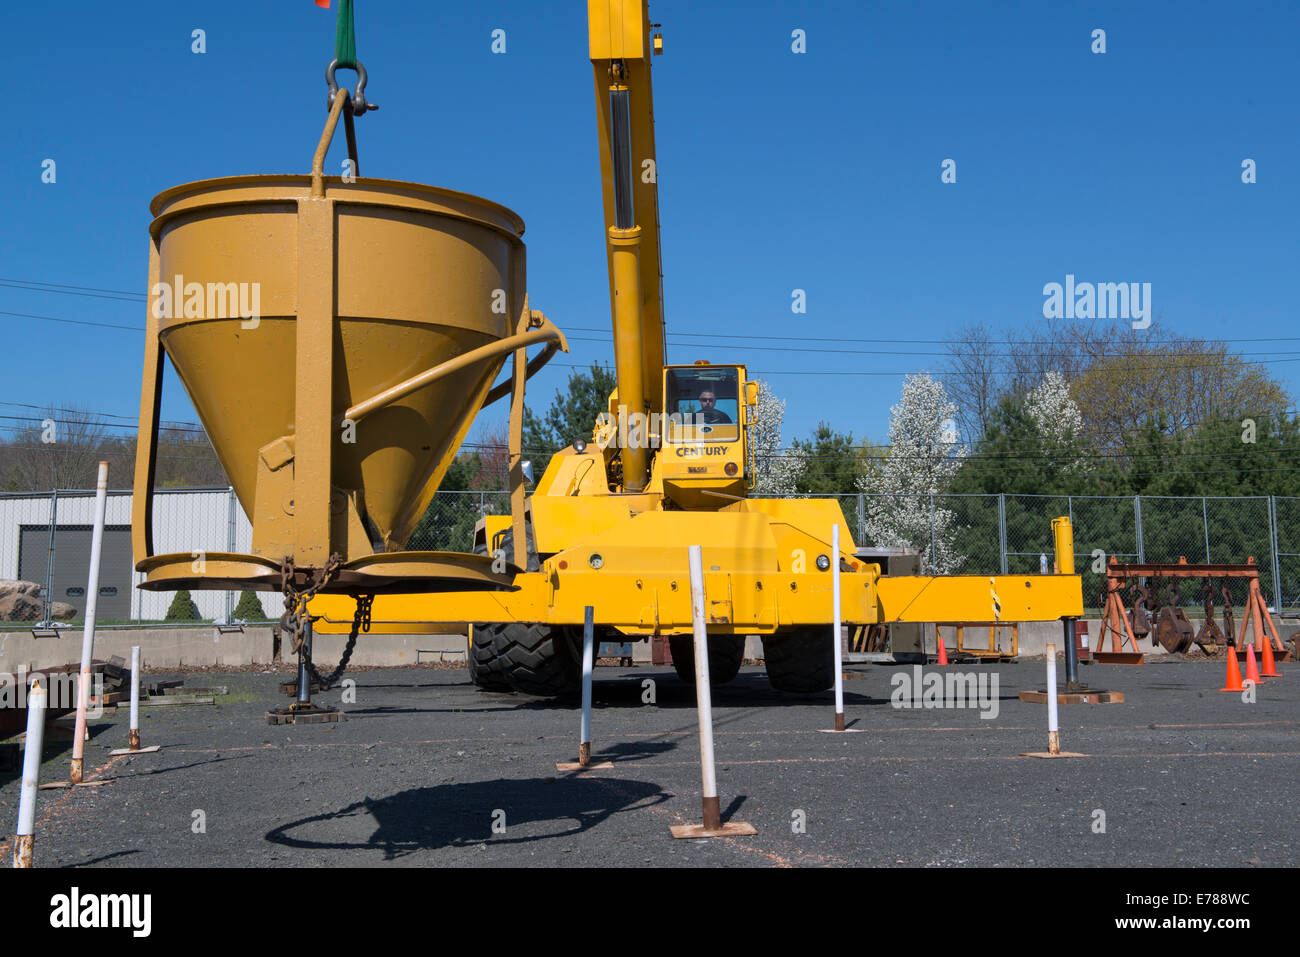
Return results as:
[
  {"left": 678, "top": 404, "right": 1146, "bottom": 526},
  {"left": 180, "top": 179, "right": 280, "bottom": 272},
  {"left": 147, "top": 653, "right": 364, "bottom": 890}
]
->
[
  {"left": 1245, "top": 643, "right": 1262, "bottom": 685},
  {"left": 1219, "top": 646, "right": 1245, "bottom": 693},
  {"left": 1259, "top": 640, "right": 1281, "bottom": 679},
  {"left": 935, "top": 632, "right": 949, "bottom": 666}
]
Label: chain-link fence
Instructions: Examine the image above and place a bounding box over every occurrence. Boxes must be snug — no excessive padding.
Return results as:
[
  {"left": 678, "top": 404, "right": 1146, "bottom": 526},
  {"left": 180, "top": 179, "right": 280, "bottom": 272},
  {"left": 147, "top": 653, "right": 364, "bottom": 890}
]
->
[
  {"left": 0, "top": 486, "right": 275, "bottom": 628},
  {"left": 406, "top": 490, "right": 512, "bottom": 552},
  {"left": 404, "top": 488, "right": 1297, "bottom": 613},
  {"left": 845, "top": 491, "right": 1287, "bottom": 614},
  {"left": 3, "top": 485, "right": 1298, "bottom": 627}
]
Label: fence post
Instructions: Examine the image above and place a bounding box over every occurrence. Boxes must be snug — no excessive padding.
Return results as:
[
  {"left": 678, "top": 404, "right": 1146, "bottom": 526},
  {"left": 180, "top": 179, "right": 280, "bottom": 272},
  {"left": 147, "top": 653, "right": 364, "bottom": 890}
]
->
[
  {"left": 997, "top": 493, "right": 1008, "bottom": 575},
  {"left": 225, "top": 486, "right": 237, "bottom": 622},
  {"left": 857, "top": 492, "right": 866, "bottom": 544},
  {"left": 1134, "top": 496, "right": 1145, "bottom": 563},
  {"left": 1203, "top": 497, "right": 1211, "bottom": 563},
  {"left": 43, "top": 488, "right": 58, "bottom": 625},
  {"left": 1269, "top": 495, "right": 1282, "bottom": 609}
]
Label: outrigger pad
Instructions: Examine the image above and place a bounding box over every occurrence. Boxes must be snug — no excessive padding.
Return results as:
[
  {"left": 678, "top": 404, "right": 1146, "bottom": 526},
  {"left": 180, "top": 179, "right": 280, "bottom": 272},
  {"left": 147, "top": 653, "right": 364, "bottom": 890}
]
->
[{"left": 267, "top": 704, "right": 345, "bottom": 726}]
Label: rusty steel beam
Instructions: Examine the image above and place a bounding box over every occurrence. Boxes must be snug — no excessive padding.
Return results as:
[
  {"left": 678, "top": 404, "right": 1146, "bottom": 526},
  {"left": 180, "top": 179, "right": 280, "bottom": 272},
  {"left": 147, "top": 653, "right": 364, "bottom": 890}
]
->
[{"left": 1105, "top": 557, "right": 1265, "bottom": 579}]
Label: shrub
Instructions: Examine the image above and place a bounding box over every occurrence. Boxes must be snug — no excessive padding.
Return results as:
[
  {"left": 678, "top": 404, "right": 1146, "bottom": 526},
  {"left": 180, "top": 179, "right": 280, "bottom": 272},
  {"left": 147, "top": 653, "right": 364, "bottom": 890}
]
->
[
  {"left": 233, "top": 589, "right": 266, "bottom": 621},
  {"left": 164, "top": 589, "right": 202, "bottom": 621}
]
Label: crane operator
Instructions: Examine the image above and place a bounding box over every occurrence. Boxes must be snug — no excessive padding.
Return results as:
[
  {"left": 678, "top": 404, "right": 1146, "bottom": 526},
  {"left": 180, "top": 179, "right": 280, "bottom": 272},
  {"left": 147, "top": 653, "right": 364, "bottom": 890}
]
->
[{"left": 698, "top": 390, "right": 732, "bottom": 424}]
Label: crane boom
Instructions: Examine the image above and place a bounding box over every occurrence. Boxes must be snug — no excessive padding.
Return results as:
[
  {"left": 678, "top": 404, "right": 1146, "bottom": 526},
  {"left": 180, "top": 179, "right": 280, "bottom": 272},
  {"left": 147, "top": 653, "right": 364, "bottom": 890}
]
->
[{"left": 589, "top": 0, "right": 666, "bottom": 491}]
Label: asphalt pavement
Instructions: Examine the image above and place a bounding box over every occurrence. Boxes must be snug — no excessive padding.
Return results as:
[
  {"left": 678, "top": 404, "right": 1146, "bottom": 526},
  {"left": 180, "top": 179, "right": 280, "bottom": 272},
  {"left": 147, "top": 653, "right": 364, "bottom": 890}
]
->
[{"left": 0, "top": 657, "right": 1294, "bottom": 867}]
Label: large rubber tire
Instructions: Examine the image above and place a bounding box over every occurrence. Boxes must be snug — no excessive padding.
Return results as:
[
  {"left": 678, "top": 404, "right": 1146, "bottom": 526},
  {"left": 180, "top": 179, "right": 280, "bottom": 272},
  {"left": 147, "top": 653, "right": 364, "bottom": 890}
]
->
[
  {"left": 498, "top": 622, "right": 582, "bottom": 697},
  {"left": 762, "top": 628, "right": 835, "bottom": 693},
  {"left": 467, "top": 525, "right": 536, "bottom": 692},
  {"left": 669, "top": 635, "right": 744, "bottom": 685},
  {"left": 468, "top": 623, "right": 512, "bottom": 691},
  {"left": 474, "top": 522, "right": 582, "bottom": 697}
]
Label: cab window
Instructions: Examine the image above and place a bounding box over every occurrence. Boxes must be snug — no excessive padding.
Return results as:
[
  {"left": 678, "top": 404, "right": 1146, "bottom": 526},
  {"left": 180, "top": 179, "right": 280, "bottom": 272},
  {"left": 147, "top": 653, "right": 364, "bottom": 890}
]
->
[{"left": 664, "top": 367, "right": 740, "bottom": 443}]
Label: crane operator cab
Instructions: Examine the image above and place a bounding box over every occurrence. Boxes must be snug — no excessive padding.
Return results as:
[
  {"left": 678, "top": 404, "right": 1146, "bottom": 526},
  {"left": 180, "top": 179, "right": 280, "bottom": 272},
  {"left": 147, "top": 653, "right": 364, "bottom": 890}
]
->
[{"left": 658, "top": 362, "right": 758, "bottom": 509}]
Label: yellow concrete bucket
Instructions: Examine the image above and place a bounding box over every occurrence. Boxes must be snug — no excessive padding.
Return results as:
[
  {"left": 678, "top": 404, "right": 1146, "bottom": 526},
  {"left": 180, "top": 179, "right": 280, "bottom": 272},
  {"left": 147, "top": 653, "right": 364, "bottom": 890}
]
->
[{"left": 132, "top": 96, "right": 565, "bottom": 595}]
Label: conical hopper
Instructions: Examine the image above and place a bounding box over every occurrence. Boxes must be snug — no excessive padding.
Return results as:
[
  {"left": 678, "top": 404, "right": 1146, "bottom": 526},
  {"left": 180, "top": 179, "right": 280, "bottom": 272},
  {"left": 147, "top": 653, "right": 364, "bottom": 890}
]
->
[{"left": 132, "top": 174, "right": 554, "bottom": 594}]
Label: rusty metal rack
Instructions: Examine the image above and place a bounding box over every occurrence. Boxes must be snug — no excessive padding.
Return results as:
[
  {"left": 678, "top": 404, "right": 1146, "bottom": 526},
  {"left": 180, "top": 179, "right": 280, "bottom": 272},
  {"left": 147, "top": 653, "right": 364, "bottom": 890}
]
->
[{"left": 1096, "top": 556, "right": 1288, "bottom": 666}]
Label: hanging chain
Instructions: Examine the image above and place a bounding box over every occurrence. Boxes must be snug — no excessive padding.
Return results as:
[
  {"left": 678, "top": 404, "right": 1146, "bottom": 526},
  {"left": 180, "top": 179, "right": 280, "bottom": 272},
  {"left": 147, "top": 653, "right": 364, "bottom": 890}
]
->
[{"left": 278, "top": 554, "right": 371, "bottom": 689}]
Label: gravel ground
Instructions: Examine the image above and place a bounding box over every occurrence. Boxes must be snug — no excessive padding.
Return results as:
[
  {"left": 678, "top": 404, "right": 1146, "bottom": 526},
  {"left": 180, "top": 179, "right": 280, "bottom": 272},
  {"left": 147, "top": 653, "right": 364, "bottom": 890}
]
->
[{"left": 0, "top": 658, "right": 1294, "bottom": 868}]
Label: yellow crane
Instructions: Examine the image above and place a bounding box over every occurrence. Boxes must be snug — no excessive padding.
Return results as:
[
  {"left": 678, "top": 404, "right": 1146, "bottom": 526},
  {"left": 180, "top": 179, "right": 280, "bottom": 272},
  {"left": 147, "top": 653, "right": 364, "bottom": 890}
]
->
[
  {"left": 131, "top": 0, "right": 1082, "bottom": 710},
  {"left": 311, "top": 0, "right": 1084, "bottom": 696}
]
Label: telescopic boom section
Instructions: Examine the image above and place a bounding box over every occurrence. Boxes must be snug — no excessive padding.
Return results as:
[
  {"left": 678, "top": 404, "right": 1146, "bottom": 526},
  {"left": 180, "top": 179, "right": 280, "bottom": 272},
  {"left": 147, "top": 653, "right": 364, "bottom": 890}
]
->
[{"left": 589, "top": 0, "right": 666, "bottom": 492}]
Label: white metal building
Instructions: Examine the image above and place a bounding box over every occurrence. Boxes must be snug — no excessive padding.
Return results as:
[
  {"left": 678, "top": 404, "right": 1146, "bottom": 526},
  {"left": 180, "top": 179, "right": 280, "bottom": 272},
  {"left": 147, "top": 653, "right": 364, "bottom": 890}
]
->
[{"left": 0, "top": 487, "right": 278, "bottom": 622}]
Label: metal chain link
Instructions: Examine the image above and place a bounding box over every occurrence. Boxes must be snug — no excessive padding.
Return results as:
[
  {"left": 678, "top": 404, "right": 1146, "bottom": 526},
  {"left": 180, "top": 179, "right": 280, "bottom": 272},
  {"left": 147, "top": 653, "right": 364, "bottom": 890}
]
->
[
  {"left": 301, "top": 594, "right": 370, "bottom": 689},
  {"left": 278, "top": 554, "right": 370, "bottom": 689}
]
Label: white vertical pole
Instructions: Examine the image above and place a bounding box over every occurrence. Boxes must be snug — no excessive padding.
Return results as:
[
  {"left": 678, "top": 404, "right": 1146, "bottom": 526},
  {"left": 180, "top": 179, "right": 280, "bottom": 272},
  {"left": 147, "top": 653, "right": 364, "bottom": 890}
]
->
[
  {"left": 688, "top": 545, "right": 721, "bottom": 831},
  {"left": 579, "top": 606, "right": 594, "bottom": 767},
  {"left": 129, "top": 645, "right": 142, "bottom": 751},
  {"left": 831, "top": 524, "right": 845, "bottom": 731},
  {"left": 14, "top": 678, "right": 46, "bottom": 867},
  {"left": 70, "top": 461, "right": 109, "bottom": 785},
  {"left": 1046, "top": 641, "right": 1060, "bottom": 756}
]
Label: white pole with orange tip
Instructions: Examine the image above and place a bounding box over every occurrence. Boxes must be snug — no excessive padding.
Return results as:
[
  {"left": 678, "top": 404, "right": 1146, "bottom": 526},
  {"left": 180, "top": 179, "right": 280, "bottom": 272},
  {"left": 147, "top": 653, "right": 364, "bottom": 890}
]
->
[
  {"left": 670, "top": 546, "right": 755, "bottom": 838},
  {"left": 70, "top": 461, "right": 109, "bottom": 785},
  {"left": 819, "top": 524, "right": 864, "bottom": 733},
  {"left": 689, "top": 546, "right": 719, "bottom": 825},
  {"left": 579, "top": 606, "right": 594, "bottom": 765},
  {"left": 14, "top": 678, "right": 46, "bottom": 867},
  {"left": 1021, "top": 642, "right": 1086, "bottom": 758},
  {"left": 832, "top": 524, "right": 845, "bottom": 730},
  {"left": 110, "top": 645, "right": 161, "bottom": 757},
  {"left": 1046, "top": 644, "right": 1060, "bottom": 755},
  {"left": 130, "top": 645, "right": 141, "bottom": 750}
]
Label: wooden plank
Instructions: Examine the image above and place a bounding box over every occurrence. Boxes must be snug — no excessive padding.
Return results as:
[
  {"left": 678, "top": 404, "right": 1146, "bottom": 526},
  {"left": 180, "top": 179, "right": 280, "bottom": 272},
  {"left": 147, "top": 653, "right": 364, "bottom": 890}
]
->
[
  {"left": 165, "top": 686, "right": 227, "bottom": 696},
  {"left": 1092, "top": 652, "right": 1144, "bottom": 666},
  {"left": 140, "top": 695, "right": 215, "bottom": 707},
  {"left": 1018, "top": 690, "right": 1125, "bottom": 705}
]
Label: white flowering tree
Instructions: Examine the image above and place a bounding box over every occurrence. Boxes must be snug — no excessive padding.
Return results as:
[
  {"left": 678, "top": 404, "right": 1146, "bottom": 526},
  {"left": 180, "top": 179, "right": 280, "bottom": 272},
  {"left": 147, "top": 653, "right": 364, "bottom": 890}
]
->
[
  {"left": 748, "top": 378, "right": 806, "bottom": 495},
  {"left": 1025, "top": 370, "right": 1086, "bottom": 468},
  {"left": 859, "top": 372, "right": 967, "bottom": 573}
]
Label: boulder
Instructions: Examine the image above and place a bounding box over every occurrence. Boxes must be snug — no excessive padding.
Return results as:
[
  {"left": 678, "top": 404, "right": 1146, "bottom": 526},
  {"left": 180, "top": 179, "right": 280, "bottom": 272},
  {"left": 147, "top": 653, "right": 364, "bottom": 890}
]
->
[
  {"left": 50, "top": 601, "right": 77, "bottom": 620},
  {"left": 0, "top": 580, "right": 78, "bottom": 622}
]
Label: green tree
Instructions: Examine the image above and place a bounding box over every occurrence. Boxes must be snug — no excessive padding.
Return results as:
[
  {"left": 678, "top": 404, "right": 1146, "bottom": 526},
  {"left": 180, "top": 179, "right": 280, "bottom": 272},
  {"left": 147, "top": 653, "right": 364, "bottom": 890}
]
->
[
  {"left": 522, "top": 362, "right": 616, "bottom": 471},
  {"left": 951, "top": 395, "right": 1120, "bottom": 498},
  {"left": 407, "top": 451, "right": 498, "bottom": 551},
  {"left": 1123, "top": 414, "right": 1300, "bottom": 499},
  {"left": 233, "top": 590, "right": 266, "bottom": 621},
  {"left": 792, "top": 423, "right": 863, "bottom": 495},
  {"left": 164, "top": 590, "right": 201, "bottom": 621}
]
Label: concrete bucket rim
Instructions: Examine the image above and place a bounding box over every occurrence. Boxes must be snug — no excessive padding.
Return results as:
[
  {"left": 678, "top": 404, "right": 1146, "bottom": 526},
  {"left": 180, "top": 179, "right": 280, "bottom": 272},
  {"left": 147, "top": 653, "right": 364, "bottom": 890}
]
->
[{"left": 149, "top": 173, "right": 526, "bottom": 240}]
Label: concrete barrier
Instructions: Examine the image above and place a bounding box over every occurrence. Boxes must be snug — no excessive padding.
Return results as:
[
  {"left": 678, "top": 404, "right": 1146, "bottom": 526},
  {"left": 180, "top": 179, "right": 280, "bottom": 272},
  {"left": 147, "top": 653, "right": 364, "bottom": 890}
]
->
[
  {"left": 3, "top": 618, "right": 1291, "bottom": 676},
  {"left": 0, "top": 627, "right": 469, "bottom": 675}
]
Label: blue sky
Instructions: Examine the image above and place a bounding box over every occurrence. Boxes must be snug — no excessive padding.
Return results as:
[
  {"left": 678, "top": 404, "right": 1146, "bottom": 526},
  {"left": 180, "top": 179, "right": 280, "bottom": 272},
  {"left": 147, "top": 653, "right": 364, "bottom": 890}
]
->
[{"left": 3, "top": 0, "right": 1297, "bottom": 453}]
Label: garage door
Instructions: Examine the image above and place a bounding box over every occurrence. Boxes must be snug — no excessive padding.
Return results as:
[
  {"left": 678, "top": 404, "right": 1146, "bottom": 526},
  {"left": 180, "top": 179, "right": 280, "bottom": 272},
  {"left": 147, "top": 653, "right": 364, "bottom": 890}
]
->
[{"left": 17, "top": 525, "right": 134, "bottom": 620}]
